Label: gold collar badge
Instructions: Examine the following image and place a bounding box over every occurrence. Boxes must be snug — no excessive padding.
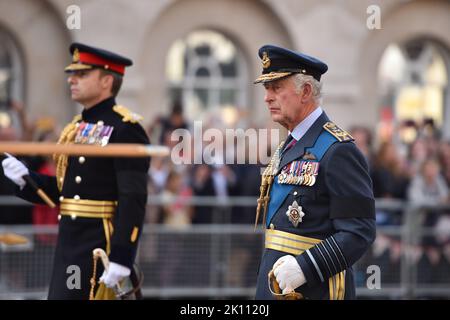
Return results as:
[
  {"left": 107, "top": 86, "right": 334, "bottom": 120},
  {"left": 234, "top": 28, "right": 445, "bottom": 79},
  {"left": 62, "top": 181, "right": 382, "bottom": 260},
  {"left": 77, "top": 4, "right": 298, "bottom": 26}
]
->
[{"left": 262, "top": 52, "right": 271, "bottom": 69}]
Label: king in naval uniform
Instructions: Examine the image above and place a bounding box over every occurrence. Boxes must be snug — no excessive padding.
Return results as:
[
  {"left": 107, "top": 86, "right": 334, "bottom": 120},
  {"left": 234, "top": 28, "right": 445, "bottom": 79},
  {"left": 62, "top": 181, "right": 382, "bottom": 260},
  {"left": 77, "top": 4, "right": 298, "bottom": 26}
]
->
[{"left": 254, "top": 45, "right": 376, "bottom": 300}]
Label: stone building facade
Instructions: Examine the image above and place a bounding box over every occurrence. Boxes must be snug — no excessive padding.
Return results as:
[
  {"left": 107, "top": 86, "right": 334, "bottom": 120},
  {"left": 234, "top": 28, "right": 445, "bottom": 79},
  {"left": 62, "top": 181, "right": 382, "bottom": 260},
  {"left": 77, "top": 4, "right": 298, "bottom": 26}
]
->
[{"left": 0, "top": 0, "right": 449, "bottom": 139}]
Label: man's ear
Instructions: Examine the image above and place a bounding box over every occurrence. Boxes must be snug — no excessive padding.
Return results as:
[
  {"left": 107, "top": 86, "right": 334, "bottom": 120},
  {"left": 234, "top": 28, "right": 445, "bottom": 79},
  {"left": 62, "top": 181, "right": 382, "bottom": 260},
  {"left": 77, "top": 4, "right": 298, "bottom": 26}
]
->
[
  {"left": 300, "top": 83, "right": 313, "bottom": 102},
  {"left": 100, "top": 73, "right": 113, "bottom": 91}
]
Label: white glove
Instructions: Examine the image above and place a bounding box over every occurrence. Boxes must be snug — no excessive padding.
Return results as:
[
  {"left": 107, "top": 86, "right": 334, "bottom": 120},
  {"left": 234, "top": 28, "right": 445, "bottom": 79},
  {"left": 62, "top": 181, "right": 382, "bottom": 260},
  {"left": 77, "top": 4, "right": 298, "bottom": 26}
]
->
[
  {"left": 2, "top": 156, "right": 29, "bottom": 189},
  {"left": 99, "top": 262, "right": 131, "bottom": 288},
  {"left": 273, "top": 255, "right": 306, "bottom": 294}
]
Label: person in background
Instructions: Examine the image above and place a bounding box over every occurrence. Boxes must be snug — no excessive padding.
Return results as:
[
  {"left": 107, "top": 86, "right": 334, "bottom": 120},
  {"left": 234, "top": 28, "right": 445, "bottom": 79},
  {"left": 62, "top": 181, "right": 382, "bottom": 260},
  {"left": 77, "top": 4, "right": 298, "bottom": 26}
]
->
[
  {"left": 408, "top": 158, "right": 450, "bottom": 284},
  {"left": 350, "top": 126, "right": 374, "bottom": 165}
]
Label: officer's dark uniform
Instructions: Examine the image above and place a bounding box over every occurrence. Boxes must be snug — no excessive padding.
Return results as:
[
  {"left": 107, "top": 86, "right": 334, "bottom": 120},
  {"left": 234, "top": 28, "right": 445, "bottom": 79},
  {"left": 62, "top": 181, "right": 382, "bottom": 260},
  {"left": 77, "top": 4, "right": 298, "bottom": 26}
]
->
[
  {"left": 16, "top": 43, "right": 150, "bottom": 299},
  {"left": 254, "top": 45, "right": 376, "bottom": 300}
]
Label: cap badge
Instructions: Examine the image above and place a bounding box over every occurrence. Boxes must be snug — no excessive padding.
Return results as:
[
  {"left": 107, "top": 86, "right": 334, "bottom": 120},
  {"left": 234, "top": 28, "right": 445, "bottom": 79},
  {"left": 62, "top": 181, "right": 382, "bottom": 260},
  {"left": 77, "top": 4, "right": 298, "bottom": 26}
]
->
[
  {"left": 262, "top": 51, "right": 271, "bottom": 69},
  {"left": 72, "top": 48, "right": 80, "bottom": 63}
]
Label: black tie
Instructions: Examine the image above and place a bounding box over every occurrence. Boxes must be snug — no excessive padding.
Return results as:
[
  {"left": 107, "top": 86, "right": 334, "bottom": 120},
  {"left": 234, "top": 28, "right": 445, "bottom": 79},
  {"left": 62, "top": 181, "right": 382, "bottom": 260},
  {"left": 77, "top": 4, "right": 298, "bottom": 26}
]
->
[{"left": 281, "top": 134, "right": 296, "bottom": 156}]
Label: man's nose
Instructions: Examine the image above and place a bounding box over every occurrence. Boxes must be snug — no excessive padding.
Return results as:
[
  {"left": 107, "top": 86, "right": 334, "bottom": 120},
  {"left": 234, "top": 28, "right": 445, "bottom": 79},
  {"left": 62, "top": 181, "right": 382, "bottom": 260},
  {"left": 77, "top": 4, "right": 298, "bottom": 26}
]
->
[
  {"left": 264, "top": 89, "right": 273, "bottom": 103},
  {"left": 67, "top": 75, "right": 76, "bottom": 85}
]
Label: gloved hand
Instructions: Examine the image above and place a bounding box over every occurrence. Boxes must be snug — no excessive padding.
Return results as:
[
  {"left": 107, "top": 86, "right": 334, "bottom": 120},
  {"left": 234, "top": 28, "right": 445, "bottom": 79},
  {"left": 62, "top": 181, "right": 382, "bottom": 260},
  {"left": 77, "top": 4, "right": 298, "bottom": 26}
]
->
[
  {"left": 273, "top": 255, "right": 306, "bottom": 294},
  {"left": 2, "top": 155, "right": 29, "bottom": 189},
  {"left": 99, "top": 262, "right": 131, "bottom": 288}
]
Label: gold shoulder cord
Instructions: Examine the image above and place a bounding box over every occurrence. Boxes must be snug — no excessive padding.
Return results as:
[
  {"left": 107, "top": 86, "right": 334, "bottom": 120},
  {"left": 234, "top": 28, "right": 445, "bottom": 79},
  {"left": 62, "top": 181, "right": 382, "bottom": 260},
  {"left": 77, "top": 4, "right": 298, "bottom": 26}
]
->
[
  {"left": 255, "top": 142, "right": 283, "bottom": 230},
  {"left": 54, "top": 115, "right": 82, "bottom": 191}
]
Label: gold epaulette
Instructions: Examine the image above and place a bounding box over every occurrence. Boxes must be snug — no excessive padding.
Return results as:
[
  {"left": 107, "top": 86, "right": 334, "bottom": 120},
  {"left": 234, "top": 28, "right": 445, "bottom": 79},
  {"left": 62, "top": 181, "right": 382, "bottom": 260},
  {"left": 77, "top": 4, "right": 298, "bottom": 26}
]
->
[
  {"left": 113, "top": 105, "right": 143, "bottom": 124},
  {"left": 323, "top": 122, "right": 354, "bottom": 142}
]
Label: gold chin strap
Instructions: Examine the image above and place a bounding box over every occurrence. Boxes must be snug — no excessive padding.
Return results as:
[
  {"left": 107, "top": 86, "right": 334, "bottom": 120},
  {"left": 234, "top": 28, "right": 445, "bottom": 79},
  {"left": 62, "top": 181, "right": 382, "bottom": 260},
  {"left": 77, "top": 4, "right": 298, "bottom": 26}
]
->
[
  {"left": 54, "top": 114, "right": 82, "bottom": 191},
  {"left": 255, "top": 142, "right": 284, "bottom": 229},
  {"left": 268, "top": 270, "right": 303, "bottom": 300}
]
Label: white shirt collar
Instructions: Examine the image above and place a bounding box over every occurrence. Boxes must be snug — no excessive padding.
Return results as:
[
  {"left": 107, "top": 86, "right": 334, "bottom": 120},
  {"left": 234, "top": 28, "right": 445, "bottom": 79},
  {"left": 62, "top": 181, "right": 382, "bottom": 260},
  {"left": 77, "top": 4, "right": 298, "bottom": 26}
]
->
[{"left": 289, "top": 107, "right": 323, "bottom": 141}]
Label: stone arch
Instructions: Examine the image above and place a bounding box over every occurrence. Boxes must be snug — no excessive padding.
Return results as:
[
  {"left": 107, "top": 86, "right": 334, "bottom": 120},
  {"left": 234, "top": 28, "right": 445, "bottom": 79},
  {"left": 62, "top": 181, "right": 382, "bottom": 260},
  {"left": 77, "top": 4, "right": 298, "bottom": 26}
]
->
[
  {"left": 358, "top": 0, "right": 450, "bottom": 137},
  {"left": 0, "top": 0, "right": 73, "bottom": 126},
  {"left": 0, "top": 23, "right": 25, "bottom": 105},
  {"left": 138, "top": 0, "right": 293, "bottom": 124}
]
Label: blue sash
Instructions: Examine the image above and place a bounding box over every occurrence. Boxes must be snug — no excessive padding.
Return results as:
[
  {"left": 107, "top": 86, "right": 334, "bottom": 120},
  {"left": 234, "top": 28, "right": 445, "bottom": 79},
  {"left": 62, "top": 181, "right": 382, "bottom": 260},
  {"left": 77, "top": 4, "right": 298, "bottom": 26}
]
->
[{"left": 266, "top": 130, "right": 338, "bottom": 227}]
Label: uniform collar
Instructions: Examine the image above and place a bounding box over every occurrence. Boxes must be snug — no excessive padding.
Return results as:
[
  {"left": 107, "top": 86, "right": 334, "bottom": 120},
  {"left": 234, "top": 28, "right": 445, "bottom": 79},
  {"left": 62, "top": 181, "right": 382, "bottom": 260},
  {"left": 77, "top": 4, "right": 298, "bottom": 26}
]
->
[
  {"left": 289, "top": 106, "right": 323, "bottom": 141},
  {"left": 81, "top": 96, "right": 116, "bottom": 120},
  {"left": 277, "top": 110, "right": 329, "bottom": 173}
]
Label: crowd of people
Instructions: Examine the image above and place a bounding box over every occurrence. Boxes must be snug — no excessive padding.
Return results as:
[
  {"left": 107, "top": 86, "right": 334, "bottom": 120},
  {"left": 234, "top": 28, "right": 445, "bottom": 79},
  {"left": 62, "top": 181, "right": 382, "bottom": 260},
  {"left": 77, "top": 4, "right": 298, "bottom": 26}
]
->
[
  {"left": 1, "top": 100, "right": 450, "bottom": 290},
  {"left": 144, "top": 105, "right": 450, "bottom": 290},
  {"left": 351, "top": 123, "right": 450, "bottom": 287}
]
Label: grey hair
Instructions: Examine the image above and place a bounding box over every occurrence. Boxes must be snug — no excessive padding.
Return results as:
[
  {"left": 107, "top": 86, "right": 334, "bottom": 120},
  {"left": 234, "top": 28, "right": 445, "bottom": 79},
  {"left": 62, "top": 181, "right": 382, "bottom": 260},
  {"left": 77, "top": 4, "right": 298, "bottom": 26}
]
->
[{"left": 292, "top": 73, "right": 323, "bottom": 104}]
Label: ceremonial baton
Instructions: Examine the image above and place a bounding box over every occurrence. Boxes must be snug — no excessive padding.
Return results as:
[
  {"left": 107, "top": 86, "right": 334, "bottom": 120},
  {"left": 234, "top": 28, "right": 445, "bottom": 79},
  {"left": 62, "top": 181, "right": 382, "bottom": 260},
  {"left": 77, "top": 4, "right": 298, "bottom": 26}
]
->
[{"left": 0, "top": 142, "right": 170, "bottom": 158}]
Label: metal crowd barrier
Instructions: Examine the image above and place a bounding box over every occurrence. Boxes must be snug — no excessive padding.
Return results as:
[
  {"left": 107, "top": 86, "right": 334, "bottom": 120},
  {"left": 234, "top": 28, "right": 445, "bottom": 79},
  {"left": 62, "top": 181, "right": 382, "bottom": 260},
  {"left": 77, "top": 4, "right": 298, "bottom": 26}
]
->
[{"left": 0, "top": 195, "right": 449, "bottom": 300}]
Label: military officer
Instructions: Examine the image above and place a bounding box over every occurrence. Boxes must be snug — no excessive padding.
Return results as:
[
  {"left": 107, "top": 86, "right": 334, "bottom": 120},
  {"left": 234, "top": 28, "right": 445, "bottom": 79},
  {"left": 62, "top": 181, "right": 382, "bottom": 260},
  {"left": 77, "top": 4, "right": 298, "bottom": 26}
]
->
[
  {"left": 1, "top": 43, "right": 150, "bottom": 299},
  {"left": 254, "top": 45, "right": 376, "bottom": 299}
]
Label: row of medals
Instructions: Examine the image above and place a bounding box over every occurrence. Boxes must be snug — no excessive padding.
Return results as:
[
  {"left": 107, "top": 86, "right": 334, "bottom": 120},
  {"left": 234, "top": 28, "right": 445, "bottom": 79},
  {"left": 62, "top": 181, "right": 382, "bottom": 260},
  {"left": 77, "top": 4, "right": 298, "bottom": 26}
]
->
[
  {"left": 74, "top": 121, "right": 114, "bottom": 146},
  {"left": 277, "top": 161, "right": 318, "bottom": 187}
]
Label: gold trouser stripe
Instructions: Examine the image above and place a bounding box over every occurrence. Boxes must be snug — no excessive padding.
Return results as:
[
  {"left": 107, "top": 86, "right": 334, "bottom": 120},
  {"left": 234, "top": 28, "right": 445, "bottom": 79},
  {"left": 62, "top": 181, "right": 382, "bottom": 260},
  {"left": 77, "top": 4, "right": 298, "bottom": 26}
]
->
[
  {"left": 265, "top": 229, "right": 322, "bottom": 254},
  {"left": 329, "top": 276, "right": 335, "bottom": 300},
  {"left": 339, "top": 271, "right": 346, "bottom": 299},
  {"left": 329, "top": 271, "right": 345, "bottom": 300},
  {"left": 336, "top": 272, "right": 341, "bottom": 300}
]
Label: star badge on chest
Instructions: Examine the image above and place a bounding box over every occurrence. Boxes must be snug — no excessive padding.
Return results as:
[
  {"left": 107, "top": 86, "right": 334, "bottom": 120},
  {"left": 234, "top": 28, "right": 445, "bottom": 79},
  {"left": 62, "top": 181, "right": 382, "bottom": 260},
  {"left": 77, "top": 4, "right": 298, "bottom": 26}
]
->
[{"left": 286, "top": 200, "right": 305, "bottom": 227}]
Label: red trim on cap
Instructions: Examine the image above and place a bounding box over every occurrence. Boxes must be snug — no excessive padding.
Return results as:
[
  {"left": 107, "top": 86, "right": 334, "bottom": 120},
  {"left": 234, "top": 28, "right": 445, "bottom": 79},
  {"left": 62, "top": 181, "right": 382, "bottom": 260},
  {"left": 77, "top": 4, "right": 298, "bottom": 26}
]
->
[{"left": 78, "top": 52, "right": 125, "bottom": 75}]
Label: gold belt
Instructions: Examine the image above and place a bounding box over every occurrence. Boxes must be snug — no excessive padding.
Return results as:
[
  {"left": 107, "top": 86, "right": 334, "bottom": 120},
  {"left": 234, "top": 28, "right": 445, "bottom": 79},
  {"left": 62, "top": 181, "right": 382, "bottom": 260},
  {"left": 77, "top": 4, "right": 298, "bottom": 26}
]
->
[
  {"left": 265, "top": 228, "right": 346, "bottom": 300},
  {"left": 265, "top": 229, "right": 322, "bottom": 255},
  {"left": 60, "top": 198, "right": 117, "bottom": 219}
]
